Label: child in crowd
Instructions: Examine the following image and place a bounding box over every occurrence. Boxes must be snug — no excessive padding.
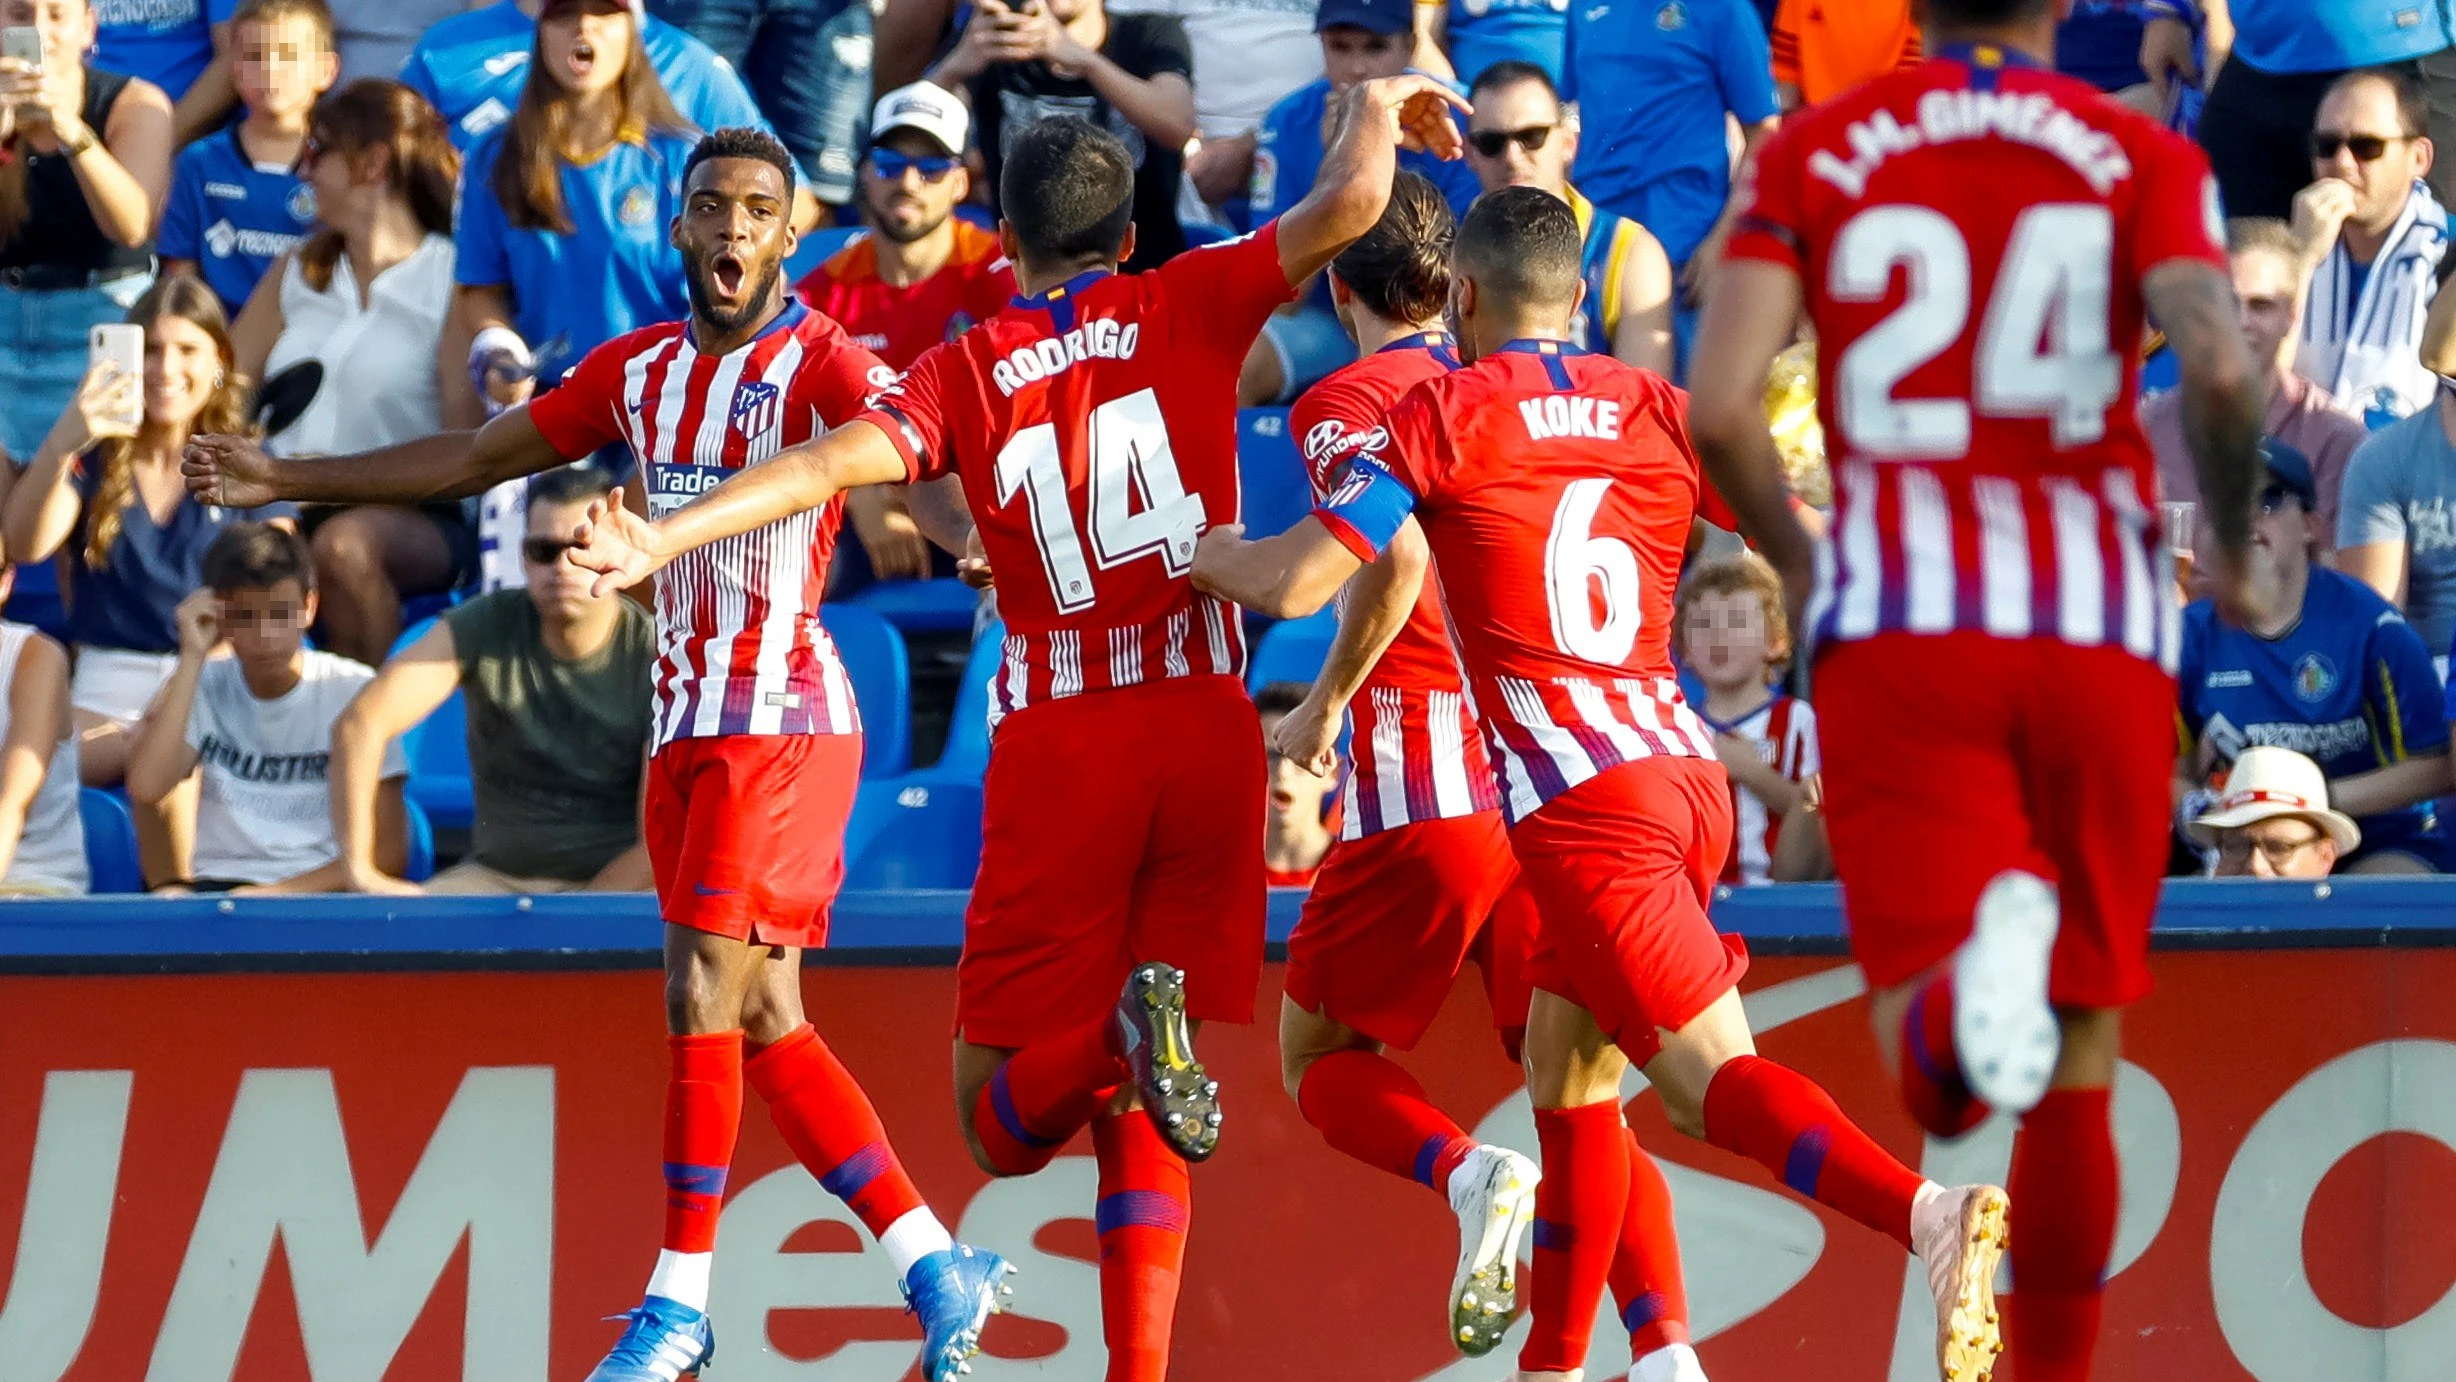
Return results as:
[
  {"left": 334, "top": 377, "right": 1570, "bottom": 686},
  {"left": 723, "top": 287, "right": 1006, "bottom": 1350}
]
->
[
  {"left": 124, "top": 523, "right": 408, "bottom": 892},
  {"left": 1675, "top": 552, "right": 1830, "bottom": 885},
  {"left": 159, "top": 0, "right": 340, "bottom": 316}
]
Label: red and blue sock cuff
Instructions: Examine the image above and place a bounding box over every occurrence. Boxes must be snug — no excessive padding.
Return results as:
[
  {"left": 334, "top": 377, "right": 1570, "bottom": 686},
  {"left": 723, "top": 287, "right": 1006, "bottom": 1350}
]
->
[{"left": 1412, "top": 1132, "right": 1477, "bottom": 1192}]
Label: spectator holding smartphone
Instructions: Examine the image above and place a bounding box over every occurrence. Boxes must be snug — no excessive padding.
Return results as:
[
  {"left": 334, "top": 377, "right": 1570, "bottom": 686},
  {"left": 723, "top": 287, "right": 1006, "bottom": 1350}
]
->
[
  {"left": 3, "top": 279, "right": 293, "bottom": 798},
  {"left": 448, "top": 0, "right": 695, "bottom": 423},
  {"left": 158, "top": 0, "right": 337, "bottom": 317},
  {"left": 0, "top": 0, "right": 173, "bottom": 464},
  {"left": 0, "top": 564, "right": 87, "bottom": 895}
]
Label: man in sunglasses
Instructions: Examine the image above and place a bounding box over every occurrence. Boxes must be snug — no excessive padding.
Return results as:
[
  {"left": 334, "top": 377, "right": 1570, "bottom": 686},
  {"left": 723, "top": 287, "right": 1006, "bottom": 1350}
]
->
[
  {"left": 799, "top": 81, "right": 1013, "bottom": 585},
  {"left": 1460, "top": 60, "right": 1673, "bottom": 378},
  {"left": 2293, "top": 67, "right": 2446, "bottom": 426},
  {"left": 2178, "top": 439, "right": 2454, "bottom": 875}
]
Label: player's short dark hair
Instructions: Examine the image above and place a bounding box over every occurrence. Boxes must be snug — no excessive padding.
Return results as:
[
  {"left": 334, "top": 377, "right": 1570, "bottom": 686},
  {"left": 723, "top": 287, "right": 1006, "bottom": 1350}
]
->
[
  {"left": 1921, "top": 0, "right": 2055, "bottom": 25},
  {"left": 2323, "top": 66, "right": 2430, "bottom": 141},
  {"left": 202, "top": 522, "right": 315, "bottom": 595},
  {"left": 1330, "top": 171, "right": 1455, "bottom": 325},
  {"left": 685, "top": 126, "right": 799, "bottom": 200},
  {"left": 1000, "top": 117, "right": 1135, "bottom": 264},
  {"left": 1255, "top": 681, "right": 1310, "bottom": 717},
  {"left": 527, "top": 465, "right": 617, "bottom": 511},
  {"left": 1455, "top": 186, "right": 1582, "bottom": 314},
  {"left": 1467, "top": 59, "right": 1558, "bottom": 107}
]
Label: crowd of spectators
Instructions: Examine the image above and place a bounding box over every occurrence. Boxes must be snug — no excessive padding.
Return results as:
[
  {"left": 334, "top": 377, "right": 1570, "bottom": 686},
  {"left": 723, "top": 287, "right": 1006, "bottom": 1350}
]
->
[{"left": 3, "top": 0, "right": 2456, "bottom": 893}]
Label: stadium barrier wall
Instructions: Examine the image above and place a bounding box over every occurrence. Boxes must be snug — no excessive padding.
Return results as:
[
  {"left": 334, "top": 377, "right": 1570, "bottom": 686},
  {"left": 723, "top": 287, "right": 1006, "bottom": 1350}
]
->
[{"left": 3, "top": 880, "right": 2453, "bottom": 1381}]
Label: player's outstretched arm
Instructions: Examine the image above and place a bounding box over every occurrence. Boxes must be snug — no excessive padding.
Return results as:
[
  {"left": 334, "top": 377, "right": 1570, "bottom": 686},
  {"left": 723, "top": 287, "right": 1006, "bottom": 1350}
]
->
[
  {"left": 1274, "top": 519, "right": 1429, "bottom": 778},
  {"left": 183, "top": 409, "right": 564, "bottom": 509},
  {"left": 1191, "top": 517, "right": 1369, "bottom": 621},
  {"left": 1689, "top": 258, "right": 1817, "bottom": 627},
  {"left": 566, "top": 419, "right": 911, "bottom": 596},
  {"left": 1275, "top": 76, "right": 1470, "bottom": 288},
  {"left": 2145, "top": 259, "right": 2268, "bottom": 622}
]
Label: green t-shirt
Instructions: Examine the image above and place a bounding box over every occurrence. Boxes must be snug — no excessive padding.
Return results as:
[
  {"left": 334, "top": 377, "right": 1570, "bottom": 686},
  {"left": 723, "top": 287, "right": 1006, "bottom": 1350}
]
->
[{"left": 444, "top": 590, "right": 653, "bottom": 880}]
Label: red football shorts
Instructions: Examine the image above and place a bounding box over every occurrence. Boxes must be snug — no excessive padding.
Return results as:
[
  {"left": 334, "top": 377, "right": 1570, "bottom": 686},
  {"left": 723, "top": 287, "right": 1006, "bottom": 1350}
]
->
[
  {"left": 1815, "top": 632, "right": 2173, "bottom": 1008},
  {"left": 1283, "top": 809, "right": 1537, "bottom": 1057},
  {"left": 644, "top": 732, "right": 862, "bottom": 949},
  {"left": 1513, "top": 756, "right": 1747, "bottom": 1064},
  {"left": 957, "top": 675, "right": 1266, "bottom": 1049}
]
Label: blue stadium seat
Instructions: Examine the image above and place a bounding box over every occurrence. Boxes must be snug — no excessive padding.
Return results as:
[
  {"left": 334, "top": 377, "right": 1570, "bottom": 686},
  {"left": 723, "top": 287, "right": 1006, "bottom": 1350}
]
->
[
  {"left": 781, "top": 225, "right": 862, "bottom": 286},
  {"left": 845, "top": 778, "right": 984, "bottom": 889},
  {"left": 1182, "top": 221, "right": 1234, "bottom": 250},
  {"left": 6, "top": 557, "right": 66, "bottom": 644},
  {"left": 823, "top": 602, "right": 911, "bottom": 778},
  {"left": 390, "top": 616, "right": 475, "bottom": 831},
  {"left": 1238, "top": 407, "right": 1314, "bottom": 539},
  {"left": 404, "top": 796, "right": 435, "bottom": 883},
  {"left": 930, "top": 617, "right": 1005, "bottom": 780},
  {"left": 79, "top": 787, "right": 142, "bottom": 894},
  {"left": 848, "top": 577, "right": 981, "bottom": 634},
  {"left": 1246, "top": 609, "right": 1336, "bottom": 693}
]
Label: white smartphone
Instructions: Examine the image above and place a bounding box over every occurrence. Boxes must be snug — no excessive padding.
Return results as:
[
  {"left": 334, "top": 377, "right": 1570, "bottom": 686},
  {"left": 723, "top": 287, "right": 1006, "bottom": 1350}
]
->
[
  {"left": 89, "top": 323, "right": 144, "bottom": 430},
  {"left": 0, "top": 27, "right": 42, "bottom": 68}
]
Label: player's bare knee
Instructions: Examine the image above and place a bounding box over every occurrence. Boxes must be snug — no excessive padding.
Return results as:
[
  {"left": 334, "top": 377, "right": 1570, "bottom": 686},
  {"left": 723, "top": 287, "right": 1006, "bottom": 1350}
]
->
[
  {"left": 2051, "top": 1006, "right": 2122, "bottom": 1089},
  {"left": 1866, "top": 979, "right": 1921, "bottom": 1082},
  {"left": 737, "top": 959, "right": 805, "bottom": 1046},
  {"left": 1277, "top": 998, "right": 1375, "bottom": 1104}
]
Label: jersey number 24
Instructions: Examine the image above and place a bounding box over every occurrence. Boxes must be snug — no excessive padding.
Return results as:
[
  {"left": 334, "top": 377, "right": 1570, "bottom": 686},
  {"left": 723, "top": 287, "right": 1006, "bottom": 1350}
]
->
[
  {"left": 994, "top": 388, "right": 1207, "bottom": 614},
  {"left": 1831, "top": 202, "right": 2122, "bottom": 459}
]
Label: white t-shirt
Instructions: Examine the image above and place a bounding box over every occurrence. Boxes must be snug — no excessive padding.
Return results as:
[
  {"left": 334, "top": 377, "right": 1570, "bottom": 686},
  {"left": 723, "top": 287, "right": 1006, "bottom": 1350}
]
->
[
  {"left": 185, "top": 650, "right": 408, "bottom": 884},
  {"left": 264, "top": 235, "right": 455, "bottom": 458},
  {"left": 1108, "top": 0, "right": 1322, "bottom": 135}
]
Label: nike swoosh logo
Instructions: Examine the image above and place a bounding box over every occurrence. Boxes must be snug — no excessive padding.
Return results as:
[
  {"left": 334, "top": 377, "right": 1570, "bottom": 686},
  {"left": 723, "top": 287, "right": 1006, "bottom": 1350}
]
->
[{"left": 693, "top": 882, "right": 738, "bottom": 897}]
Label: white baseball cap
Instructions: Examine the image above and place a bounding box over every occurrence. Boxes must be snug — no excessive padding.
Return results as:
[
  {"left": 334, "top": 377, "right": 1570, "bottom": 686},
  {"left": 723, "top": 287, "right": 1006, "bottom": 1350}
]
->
[
  {"left": 2189, "top": 745, "right": 2362, "bottom": 852},
  {"left": 872, "top": 81, "right": 970, "bottom": 157}
]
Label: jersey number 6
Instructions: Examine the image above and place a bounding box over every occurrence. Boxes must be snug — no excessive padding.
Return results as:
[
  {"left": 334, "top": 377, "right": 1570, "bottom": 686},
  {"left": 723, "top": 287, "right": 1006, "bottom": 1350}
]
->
[
  {"left": 1546, "top": 477, "right": 1642, "bottom": 664},
  {"left": 994, "top": 388, "right": 1207, "bottom": 614}
]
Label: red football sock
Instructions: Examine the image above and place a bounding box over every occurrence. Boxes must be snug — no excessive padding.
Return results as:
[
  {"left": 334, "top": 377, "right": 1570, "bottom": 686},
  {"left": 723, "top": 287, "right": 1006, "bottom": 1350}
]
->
[
  {"left": 1521, "top": 1101, "right": 1628, "bottom": 1374},
  {"left": 744, "top": 1023, "right": 926, "bottom": 1238},
  {"left": 1899, "top": 975, "right": 1990, "bottom": 1137},
  {"left": 972, "top": 1020, "right": 1129, "bottom": 1176},
  {"left": 1296, "top": 1049, "right": 1477, "bottom": 1195},
  {"left": 2007, "top": 1087, "right": 2117, "bottom": 1382},
  {"left": 1093, "top": 1111, "right": 1190, "bottom": 1382},
  {"left": 1609, "top": 1129, "right": 1692, "bottom": 1359},
  {"left": 1702, "top": 1054, "right": 1920, "bottom": 1249},
  {"left": 662, "top": 1031, "right": 745, "bottom": 1255}
]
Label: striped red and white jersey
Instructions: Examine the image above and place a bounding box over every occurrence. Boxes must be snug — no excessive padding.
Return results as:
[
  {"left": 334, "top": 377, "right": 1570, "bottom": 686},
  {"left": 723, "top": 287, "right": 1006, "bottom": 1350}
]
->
[
  {"left": 1723, "top": 45, "right": 2224, "bottom": 669},
  {"left": 859, "top": 225, "right": 1297, "bottom": 727},
  {"left": 1705, "top": 695, "right": 1818, "bottom": 886},
  {"left": 1292, "top": 331, "right": 1499, "bottom": 838},
  {"left": 1313, "top": 341, "right": 1719, "bottom": 826},
  {"left": 528, "top": 303, "right": 894, "bottom": 748}
]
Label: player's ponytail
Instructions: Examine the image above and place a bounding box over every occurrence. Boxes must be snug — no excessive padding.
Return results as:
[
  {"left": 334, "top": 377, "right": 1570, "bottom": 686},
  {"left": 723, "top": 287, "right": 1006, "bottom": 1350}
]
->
[{"left": 1330, "top": 171, "right": 1456, "bottom": 329}]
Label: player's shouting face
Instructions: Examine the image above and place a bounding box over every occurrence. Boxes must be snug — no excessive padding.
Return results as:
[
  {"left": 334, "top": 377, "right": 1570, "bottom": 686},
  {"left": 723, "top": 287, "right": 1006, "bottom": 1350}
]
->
[{"left": 673, "top": 155, "right": 796, "bottom": 334}]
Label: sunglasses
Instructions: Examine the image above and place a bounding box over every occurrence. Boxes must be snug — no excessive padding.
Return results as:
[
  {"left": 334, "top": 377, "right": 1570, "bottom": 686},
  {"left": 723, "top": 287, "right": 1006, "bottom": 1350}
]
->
[
  {"left": 2310, "top": 132, "right": 2408, "bottom": 162},
  {"left": 1468, "top": 125, "right": 1553, "bottom": 158},
  {"left": 522, "top": 536, "right": 578, "bottom": 565},
  {"left": 2258, "top": 483, "right": 2303, "bottom": 515},
  {"left": 871, "top": 149, "right": 960, "bottom": 182}
]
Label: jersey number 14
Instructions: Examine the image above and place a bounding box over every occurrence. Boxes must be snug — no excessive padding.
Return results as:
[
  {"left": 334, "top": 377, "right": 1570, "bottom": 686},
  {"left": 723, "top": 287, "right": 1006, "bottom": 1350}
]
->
[{"left": 994, "top": 388, "right": 1207, "bottom": 614}]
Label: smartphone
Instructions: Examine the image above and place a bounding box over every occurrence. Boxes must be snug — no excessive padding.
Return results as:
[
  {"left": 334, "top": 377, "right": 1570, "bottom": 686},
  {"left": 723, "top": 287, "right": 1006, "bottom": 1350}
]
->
[
  {"left": 0, "top": 27, "right": 41, "bottom": 68},
  {"left": 90, "top": 323, "right": 144, "bottom": 430}
]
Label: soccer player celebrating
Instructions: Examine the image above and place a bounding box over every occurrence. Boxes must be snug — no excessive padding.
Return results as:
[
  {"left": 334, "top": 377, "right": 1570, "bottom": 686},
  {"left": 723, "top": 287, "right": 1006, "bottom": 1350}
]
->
[
  {"left": 1193, "top": 188, "right": 2005, "bottom": 1382},
  {"left": 559, "top": 80, "right": 1471, "bottom": 1382},
  {"left": 180, "top": 127, "right": 1010, "bottom": 1382},
  {"left": 1685, "top": 1, "right": 2271, "bottom": 1379}
]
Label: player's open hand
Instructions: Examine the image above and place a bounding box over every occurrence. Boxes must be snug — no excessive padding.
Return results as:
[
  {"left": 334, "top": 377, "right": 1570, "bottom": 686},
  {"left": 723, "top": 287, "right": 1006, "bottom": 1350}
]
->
[
  {"left": 1272, "top": 693, "right": 1342, "bottom": 780},
  {"left": 182, "top": 434, "right": 281, "bottom": 509},
  {"left": 565, "top": 488, "right": 669, "bottom": 597},
  {"left": 1355, "top": 75, "right": 1471, "bottom": 162}
]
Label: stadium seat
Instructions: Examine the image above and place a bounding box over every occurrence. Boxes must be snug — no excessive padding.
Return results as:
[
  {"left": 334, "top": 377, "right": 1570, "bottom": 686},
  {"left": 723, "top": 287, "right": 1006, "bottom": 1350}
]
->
[
  {"left": 1246, "top": 609, "right": 1336, "bottom": 693},
  {"left": 848, "top": 577, "right": 981, "bottom": 634},
  {"left": 929, "top": 617, "right": 1005, "bottom": 780},
  {"left": 79, "top": 788, "right": 142, "bottom": 894},
  {"left": 5, "top": 557, "right": 65, "bottom": 642},
  {"left": 823, "top": 602, "right": 911, "bottom": 778},
  {"left": 1238, "top": 407, "right": 1315, "bottom": 539},
  {"left": 845, "top": 777, "right": 984, "bottom": 890},
  {"left": 404, "top": 796, "right": 435, "bottom": 883},
  {"left": 388, "top": 616, "right": 476, "bottom": 830}
]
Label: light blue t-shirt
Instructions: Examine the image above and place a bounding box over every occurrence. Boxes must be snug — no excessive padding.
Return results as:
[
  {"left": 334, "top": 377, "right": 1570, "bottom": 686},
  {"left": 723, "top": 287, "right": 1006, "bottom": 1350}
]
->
[
  {"left": 454, "top": 128, "right": 693, "bottom": 383},
  {"left": 1564, "top": 0, "right": 1777, "bottom": 268},
  {"left": 2337, "top": 401, "right": 2456, "bottom": 656},
  {"left": 158, "top": 127, "right": 317, "bottom": 316},
  {"left": 2226, "top": 0, "right": 2451, "bottom": 75},
  {"left": 1250, "top": 74, "right": 1481, "bottom": 230},
  {"left": 93, "top": 0, "right": 235, "bottom": 100},
  {"left": 400, "top": 0, "right": 766, "bottom": 150},
  {"left": 1449, "top": 0, "right": 1569, "bottom": 86}
]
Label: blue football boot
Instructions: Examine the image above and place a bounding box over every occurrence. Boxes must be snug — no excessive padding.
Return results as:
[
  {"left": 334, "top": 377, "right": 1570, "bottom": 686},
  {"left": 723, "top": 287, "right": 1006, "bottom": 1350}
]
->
[
  {"left": 585, "top": 1296, "right": 714, "bottom": 1380},
  {"left": 902, "top": 1243, "right": 1015, "bottom": 1380}
]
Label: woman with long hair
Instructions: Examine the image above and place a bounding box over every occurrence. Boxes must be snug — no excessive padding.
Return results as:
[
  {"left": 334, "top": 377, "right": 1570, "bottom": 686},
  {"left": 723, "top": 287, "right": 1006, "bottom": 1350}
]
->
[
  {"left": 0, "top": 0, "right": 173, "bottom": 464},
  {"left": 230, "top": 77, "right": 474, "bottom": 665},
  {"left": 1, "top": 278, "right": 294, "bottom": 789},
  {"left": 447, "top": 0, "right": 698, "bottom": 428}
]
